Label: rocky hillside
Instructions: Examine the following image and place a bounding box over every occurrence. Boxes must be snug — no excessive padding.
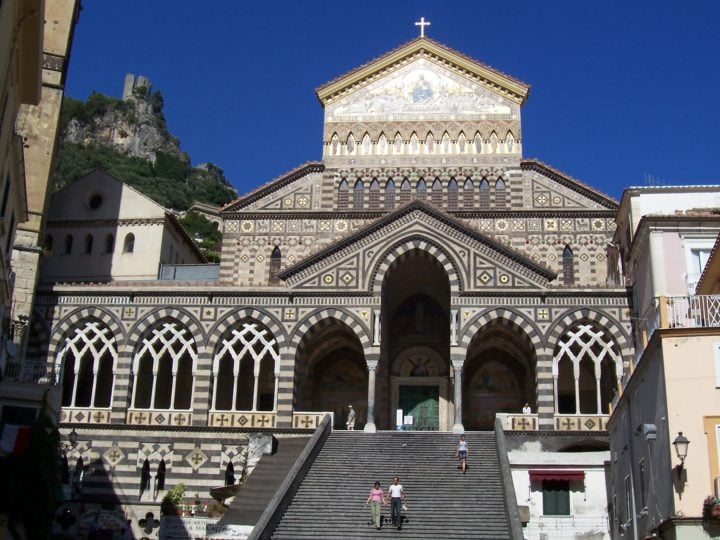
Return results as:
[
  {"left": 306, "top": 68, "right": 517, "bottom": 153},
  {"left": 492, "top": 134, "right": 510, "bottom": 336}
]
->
[{"left": 52, "top": 74, "right": 238, "bottom": 211}]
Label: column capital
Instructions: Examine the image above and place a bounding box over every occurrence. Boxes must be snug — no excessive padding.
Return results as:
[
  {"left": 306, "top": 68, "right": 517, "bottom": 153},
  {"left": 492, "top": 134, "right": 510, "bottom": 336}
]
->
[
  {"left": 451, "top": 359, "right": 464, "bottom": 371},
  {"left": 366, "top": 359, "right": 378, "bottom": 371}
]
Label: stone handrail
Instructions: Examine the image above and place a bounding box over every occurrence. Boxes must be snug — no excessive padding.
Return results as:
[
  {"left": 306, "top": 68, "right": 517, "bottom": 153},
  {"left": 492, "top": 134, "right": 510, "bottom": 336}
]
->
[
  {"left": 495, "top": 417, "right": 524, "bottom": 540},
  {"left": 248, "top": 414, "right": 332, "bottom": 540}
]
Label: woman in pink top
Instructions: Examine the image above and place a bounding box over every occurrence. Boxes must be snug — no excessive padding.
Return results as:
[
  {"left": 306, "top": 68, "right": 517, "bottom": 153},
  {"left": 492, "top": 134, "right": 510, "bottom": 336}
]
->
[{"left": 366, "top": 481, "right": 386, "bottom": 530}]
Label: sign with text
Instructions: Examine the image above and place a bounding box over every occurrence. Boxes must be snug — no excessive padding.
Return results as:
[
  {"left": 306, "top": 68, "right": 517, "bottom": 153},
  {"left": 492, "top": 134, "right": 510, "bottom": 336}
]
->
[{"left": 160, "top": 516, "right": 253, "bottom": 539}]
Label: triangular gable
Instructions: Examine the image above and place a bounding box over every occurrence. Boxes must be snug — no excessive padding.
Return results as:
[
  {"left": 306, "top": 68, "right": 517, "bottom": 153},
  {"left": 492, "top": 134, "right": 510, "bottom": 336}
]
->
[
  {"left": 522, "top": 160, "right": 619, "bottom": 210},
  {"left": 279, "top": 201, "right": 556, "bottom": 292},
  {"left": 221, "top": 162, "right": 324, "bottom": 213},
  {"left": 317, "top": 37, "right": 530, "bottom": 106}
]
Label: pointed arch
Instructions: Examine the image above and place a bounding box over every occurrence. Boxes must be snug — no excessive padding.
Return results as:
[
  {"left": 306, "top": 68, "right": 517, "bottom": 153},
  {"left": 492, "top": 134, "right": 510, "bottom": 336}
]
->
[
  {"left": 463, "top": 178, "right": 474, "bottom": 209},
  {"left": 489, "top": 131, "right": 499, "bottom": 153},
  {"left": 346, "top": 133, "right": 355, "bottom": 154},
  {"left": 337, "top": 178, "right": 348, "bottom": 209},
  {"left": 447, "top": 178, "right": 458, "bottom": 210},
  {"left": 441, "top": 131, "right": 451, "bottom": 154},
  {"left": 353, "top": 178, "right": 364, "bottom": 210},
  {"left": 393, "top": 132, "right": 403, "bottom": 154},
  {"left": 377, "top": 132, "right": 388, "bottom": 154},
  {"left": 562, "top": 245, "right": 574, "bottom": 285},
  {"left": 330, "top": 133, "right": 340, "bottom": 156},
  {"left": 361, "top": 132, "right": 371, "bottom": 155},
  {"left": 495, "top": 177, "right": 507, "bottom": 208},
  {"left": 474, "top": 132, "right": 483, "bottom": 154},
  {"left": 426, "top": 132, "right": 435, "bottom": 154},
  {"left": 269, "top": 246, "right": 282, "bottom": 284},
  {"left": 505, "top": 130, "right": 515, "bottom": 153},
  {"left": 410, "top": 132, "right": 419, "bottom": 154},
  {"left": 385, "top": 178, "right": 395, "bottom": 210},
  {"left": 225, "top": 462, "right": 236, "bottom": 486},
  {"left": 457, "top": 131, "right": 466, "bottom": 154},
  {"left": 400, "top": 178, "right": 411, "bottom": 205},
  {"left": 369, "top": 178, "right": 380, "bottom": 210},
  {"left": 156, "top": 459, "right": 167, "bottom": 492},
  {"left": 432, "top": 178, "right": 443, "bottom": 207},
  {"left": 479, "top": 178, "right": 490, "bottom": 210},
  {"left": 416, "top": 178, "right": 426, "bottom": 201}
]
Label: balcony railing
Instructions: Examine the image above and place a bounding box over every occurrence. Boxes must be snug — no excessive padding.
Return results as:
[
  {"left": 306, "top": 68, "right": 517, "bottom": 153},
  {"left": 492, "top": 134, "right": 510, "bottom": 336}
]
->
[{"left": 3, "top": 361, "right": 56, "bottom": 384}]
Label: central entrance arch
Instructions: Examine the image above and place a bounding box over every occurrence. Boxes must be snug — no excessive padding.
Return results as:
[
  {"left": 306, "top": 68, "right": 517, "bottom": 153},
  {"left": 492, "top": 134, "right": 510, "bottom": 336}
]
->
[{"left": 379, "top": 248, "right": 452, "bottom": 430}]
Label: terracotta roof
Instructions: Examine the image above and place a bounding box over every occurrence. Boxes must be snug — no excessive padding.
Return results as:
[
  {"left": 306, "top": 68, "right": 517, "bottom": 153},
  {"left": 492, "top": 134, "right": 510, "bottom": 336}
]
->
[
  {"left": 521, "top": 159, "right": 618, "bottom": 208},
  {"left": 221, "top": 162, "right": 324, "bottom": 212},
  {"left": 316, "top": 36, "right": 530, "bottom": 105}
]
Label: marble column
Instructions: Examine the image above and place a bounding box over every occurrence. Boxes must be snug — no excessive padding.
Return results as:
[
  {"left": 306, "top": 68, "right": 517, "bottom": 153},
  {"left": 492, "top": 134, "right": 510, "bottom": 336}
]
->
[
  {"left": 364, "top": 360, "right": 378, "bottom": 433},
  {"left": 452, "top": 359, "right": 464, "bottom": 434}
]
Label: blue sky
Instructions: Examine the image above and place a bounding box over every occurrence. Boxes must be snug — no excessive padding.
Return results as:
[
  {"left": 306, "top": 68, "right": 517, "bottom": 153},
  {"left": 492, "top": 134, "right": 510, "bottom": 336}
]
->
[{"left": 65, "top": 1, "right": 720, "bottom": 200}]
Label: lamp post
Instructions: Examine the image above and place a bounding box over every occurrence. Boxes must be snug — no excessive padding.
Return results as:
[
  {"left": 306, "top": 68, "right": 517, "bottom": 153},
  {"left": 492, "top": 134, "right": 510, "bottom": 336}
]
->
[{"left": 672, "top": 431, "right": 689, "bottom": 471}]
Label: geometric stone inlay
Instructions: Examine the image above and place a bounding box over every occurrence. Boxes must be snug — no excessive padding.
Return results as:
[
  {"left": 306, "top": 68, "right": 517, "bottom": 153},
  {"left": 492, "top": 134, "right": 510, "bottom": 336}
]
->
[{"left": 187, "top": 447, "right": 208, "bottom": 471}]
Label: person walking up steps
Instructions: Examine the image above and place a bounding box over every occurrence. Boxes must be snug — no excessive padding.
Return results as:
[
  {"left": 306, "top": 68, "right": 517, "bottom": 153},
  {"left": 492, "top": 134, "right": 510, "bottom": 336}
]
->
[
  {"left": 366, "top": 481, "right": 386, "bottom": 530},
  {"left": 388, "top": 476, "right": 406, "bottom": 530},
  {"left": 456, "top": 434, "right": 468, "bottom": 473}
]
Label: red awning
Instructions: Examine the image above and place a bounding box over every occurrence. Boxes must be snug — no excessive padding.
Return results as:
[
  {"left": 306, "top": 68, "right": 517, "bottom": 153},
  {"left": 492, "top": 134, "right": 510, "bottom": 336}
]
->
[{"left": 529, "top": 470, "right": 585, "bottom": 481}]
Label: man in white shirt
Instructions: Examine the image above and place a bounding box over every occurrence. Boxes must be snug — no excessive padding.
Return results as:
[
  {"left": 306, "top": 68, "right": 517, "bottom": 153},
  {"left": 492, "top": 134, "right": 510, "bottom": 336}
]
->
[{"left": 388, "top": 476, "right": 406, "bottom": 530}]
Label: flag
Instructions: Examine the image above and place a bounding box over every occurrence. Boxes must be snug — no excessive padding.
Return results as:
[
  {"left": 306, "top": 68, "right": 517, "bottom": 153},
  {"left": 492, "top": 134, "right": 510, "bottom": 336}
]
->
[{"left": 0, "top": 422, "right": 32, "bottom": 454}]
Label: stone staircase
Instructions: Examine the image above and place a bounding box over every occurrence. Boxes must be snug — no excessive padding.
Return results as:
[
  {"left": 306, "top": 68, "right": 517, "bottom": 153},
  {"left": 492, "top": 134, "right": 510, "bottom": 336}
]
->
[
  {"left": 270, "top": 431, "right": 513, "bottom": 539},
  {"left": 220, "top": 436, "right": 311, "bottom": 526}
]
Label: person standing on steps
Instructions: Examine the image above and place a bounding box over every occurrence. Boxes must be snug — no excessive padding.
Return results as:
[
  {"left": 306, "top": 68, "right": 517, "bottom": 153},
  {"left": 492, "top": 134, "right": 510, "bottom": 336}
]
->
[
  {"left": 366, "top": 481, "right": 386, "bottom": 530},
  {"left": 522, "top": 402, "right": 532, "bottom": 414},
  {"left": 388, "top": 476, "right": 406, "bottom": 530},
  {"left": 456, "top": 434, "right": 468, "bottom": 473},
  {"left": 346, "top": 404, "right": 356, "bottom": 430}
]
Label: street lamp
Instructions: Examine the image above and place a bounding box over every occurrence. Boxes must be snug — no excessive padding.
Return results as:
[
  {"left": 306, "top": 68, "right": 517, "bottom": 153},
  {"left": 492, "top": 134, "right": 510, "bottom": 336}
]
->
[
  {"left": 68, "top": 428, "right": 78, "bottom": 448},
  {"left": 672, "top": 432, "right": 689, "bottom": 471}
]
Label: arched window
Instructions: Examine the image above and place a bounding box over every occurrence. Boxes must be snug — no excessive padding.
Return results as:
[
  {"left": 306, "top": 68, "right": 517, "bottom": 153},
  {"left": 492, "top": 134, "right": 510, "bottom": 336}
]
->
[
  {"left": 474, "top": 132, "right": 482, "bottom": 154},
  {"left": 369, "top": 179, "right": 380, "bottom": 210},
  {"left": 457, "top": 132, "right": 466, "bottom": 153},
  {"left": 447, "top": 178, "right": 458, "bottom": 211},
  {"left": 506, "top": 130, "right": 515, "bottom": 153},
  {"left": 553, "top": 323, "right": 622, "bottom": 415},
  {"left": 225, "top": 462, "right": 236, "bottom": 486},
  {"left": 495, "top": 178, "right": 507, "bottom": 208},
  {"left": 123, "top": 233, "right": 135, "bottom": 253},
  {"left": 269, "top": 246, "right": 281, "bottom": 284},
  {"left": 64, "top": 234, "right": 73, "bottom": 255},
  {"left": 44, "top": 234, "right": 53, "bottom": 253},
  {"left": 441, "top": 132, "right": 450, "bottom": 154},
  {"left": 74, "top": 457, "right": 85, "bottom": 493},
  {"left": 416, "top": 178, "right": 426, "bottom": 201},
  {"left": 400, "top": 178, "right": 411, "bottom": 205},
  {"left": 156, "top": 460, "right": 167, "bottom": 492},
  {"left": 361, "top": 133, "right": 371, "bottom": 155},
  {"left": 105, "top": 233, "right": 114, "bottom": 254},
  {"left": 133, "top": 319, "right": 197, "bottom": 410},
  {"left": 330, "top": 133, "right": 339, "bottom": 155},
  {"left": 140, "top": 459, "right": 151, "bottom": 494},
  {"left": 563, "top": 245, "right": 574, "bottom": 285},
  {"left": 338, "top": 179, "right": 348, "bottom": 209},
  {"left": 431, "top": 178, "right": 443, "bottom": 207},
  {"left": 377, "top": 133, "right": 388, "bottom": 154},
  {"left": 353, "top": 179, "right": 364, "bottom": 210},
  {"left": 489, "top": 131, "right": 499, "bottom": 153},
  {"left": 479, "top": 179, "right": 490, "bottom": 210},
  {"left": 410, "top": 132, "right": 419, "bottom": 154},
  {"left": 463, "top": 178, "right": 474, "bottom": 209},
  {"left": 393, "top": 133, "right": 403, "bottom": 154},
  {"left": 212, "top": 320, "right": 280, "bottom": 412},
  {"left": 346, "top": 133, "right": 355, "bottom": 154},
  {"left": 385, "top": 179, "right": 395, "bottom": 210},
  {"left": 426, "top": 132, "right": 435, "bottom": 154},
  {"left": 58, "top": 320, "right": 117, "bottom": 408},
  {"left": 84, "top": 234, "right": 93, "bottom": 254}
]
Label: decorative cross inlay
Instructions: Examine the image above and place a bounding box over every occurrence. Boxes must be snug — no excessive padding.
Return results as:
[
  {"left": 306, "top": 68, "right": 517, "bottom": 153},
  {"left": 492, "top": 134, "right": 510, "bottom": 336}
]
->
[
  {"left": 216, "top": 414, "right": 230, "bottom": 427},
  {"left": 300, "top": 417, "right": 312, "bottom": 428},
  {"left": 93, "top": 411, "right": 105, "bottom": 423},
  {"left": 133, "top": 412, "right": 147, "bottom": 424},
  {"left": 174, "top": 414, "right": 186, "bottom": 426},
  {"left": 108, "top": 449, "right": 121, "bottom": 462},
  {"left": 516, "top": 417, "right": 531, "bottom": 430},
  {"left": 191, "top": 452, "right": 204, "bottom": 466},
  {"left": 561, "top": 418, "right": 575, "bottom": 430},
  {"left": 256, "top": 415, "right": 270, "bottom": 427},
  {"left": 415, "top": 17, "right": 431, "bottom": 37}
]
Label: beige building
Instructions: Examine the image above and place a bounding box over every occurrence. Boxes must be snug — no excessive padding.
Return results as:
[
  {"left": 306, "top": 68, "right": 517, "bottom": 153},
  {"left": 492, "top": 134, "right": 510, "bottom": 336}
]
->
[
  {"left": 608, "top": 187, "right": 720, "bottom": 539},
  {"left": 40, "top": 170, "right": 206, "bottom": 283},
  {"left": 0, "top": 0, "right": 79, "bottom": 420}
]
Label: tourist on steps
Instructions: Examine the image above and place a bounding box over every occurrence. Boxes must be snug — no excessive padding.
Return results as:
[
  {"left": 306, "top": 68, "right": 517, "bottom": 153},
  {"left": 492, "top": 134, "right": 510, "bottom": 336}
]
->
[
  {"left": 388, "top": 476, "right": 407, "bottom": 530},
  {"left": 456, "top": 434, "right": 468, "bottom": 473},
  {"left": 346, "top": 404, "right": 356, "bottom": 430},
  {"left": 366, "top": 481, "right": 386, "bottom": 530}
]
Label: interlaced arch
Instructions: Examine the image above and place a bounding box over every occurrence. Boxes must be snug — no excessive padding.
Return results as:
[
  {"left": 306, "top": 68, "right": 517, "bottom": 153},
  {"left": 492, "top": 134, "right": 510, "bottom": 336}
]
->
[
  {"left": 58, "top": 319, "right": 117, "bottom": 408},
  {"left": 212, "top": 320, "right": 280, "bottom": 412},
  {"left": 132, "top": 319, "right": 197, "bottom": 410}
]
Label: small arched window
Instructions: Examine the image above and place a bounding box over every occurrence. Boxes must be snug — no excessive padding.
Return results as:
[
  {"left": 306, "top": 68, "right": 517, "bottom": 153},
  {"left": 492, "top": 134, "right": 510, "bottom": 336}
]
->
[
  {"left": 84, "top": 234, "right": 93, "bottom": 254},
  {"left": 346, "top": 133, "right": 355, "bottom": 154},
  {"left": 462, "top": 178, "right": 474, "bottom": 209},
  {"left": 426, "top": 132, "right": 435, "bottom": 154},
  {"left": 64, "top": 234, "right": 73, "bottom": 255},
  {"left": 353, "top": 179, "right": 364, "bottom": 210},
  {"left": 432, "top": 178, "right": 443, "bottom": 207},
  {"left": 105, "top": 233, "right": 114, "bottom": 254},
  {"left": 156, "top": 460, "right": 166, "bottom": 492},
  {"left": 269, "top": 246, "right": 281, "bottom": 284},
  {"left": 457, "top": 132, "right": 466, "bottom": 153},
  {"left": 377, "top": 133, "right": 388, "bottom": 154},
  {"left": 416, "top": 178, "right": 426, "bottom": 201},
  {"left": 448, "top": 178, "right": 458, "bottom": 211},
  {"left": 385, "top": 179, "right": 395, "bottom": 210},
  {"left": 369, "top": 179, "right": 380, "bottom": 210},
  {"left": 495, "top": 178, "right": 507, "bottom": 208},
  {"left": 123, "top": 233, "right": 135, "bottom": 254},
  {"left": 474, "top": 132, "right": 482, "bottom": 154},
  {"left": 140, "top": 459, "right": 151, "bottom": 494},
  {"left": 338, "top": 179, "right": 348, "bottom": 209},
  {"left": 225, "top": 462, "right": 236, "bottom": 486},
  {"left": 44, "top": 234, "right": 53, "bottom": 253},
  {"left": 479, "top": 179, "right": 490, "bottom": 210},
  {"left": 330, "top": 133, "right": 339, "bottom": 155},
  {"left": 563, "top": 245, "right": 575, "bottom": 285},
  {"left": 400, "top": 178, "right": 411, "bottom": 205}
]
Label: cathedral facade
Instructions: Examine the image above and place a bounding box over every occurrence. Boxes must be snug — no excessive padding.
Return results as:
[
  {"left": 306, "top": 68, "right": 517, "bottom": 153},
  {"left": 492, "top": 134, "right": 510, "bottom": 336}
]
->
[{"left": 36, "top": 37, "right": 631, "bottom": 524}]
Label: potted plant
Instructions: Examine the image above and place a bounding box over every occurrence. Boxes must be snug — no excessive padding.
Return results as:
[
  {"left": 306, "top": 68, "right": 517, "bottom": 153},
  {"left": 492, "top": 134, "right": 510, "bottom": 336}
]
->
[{"left": 703, "top": 495, "right": 720, "bottom": 520}]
